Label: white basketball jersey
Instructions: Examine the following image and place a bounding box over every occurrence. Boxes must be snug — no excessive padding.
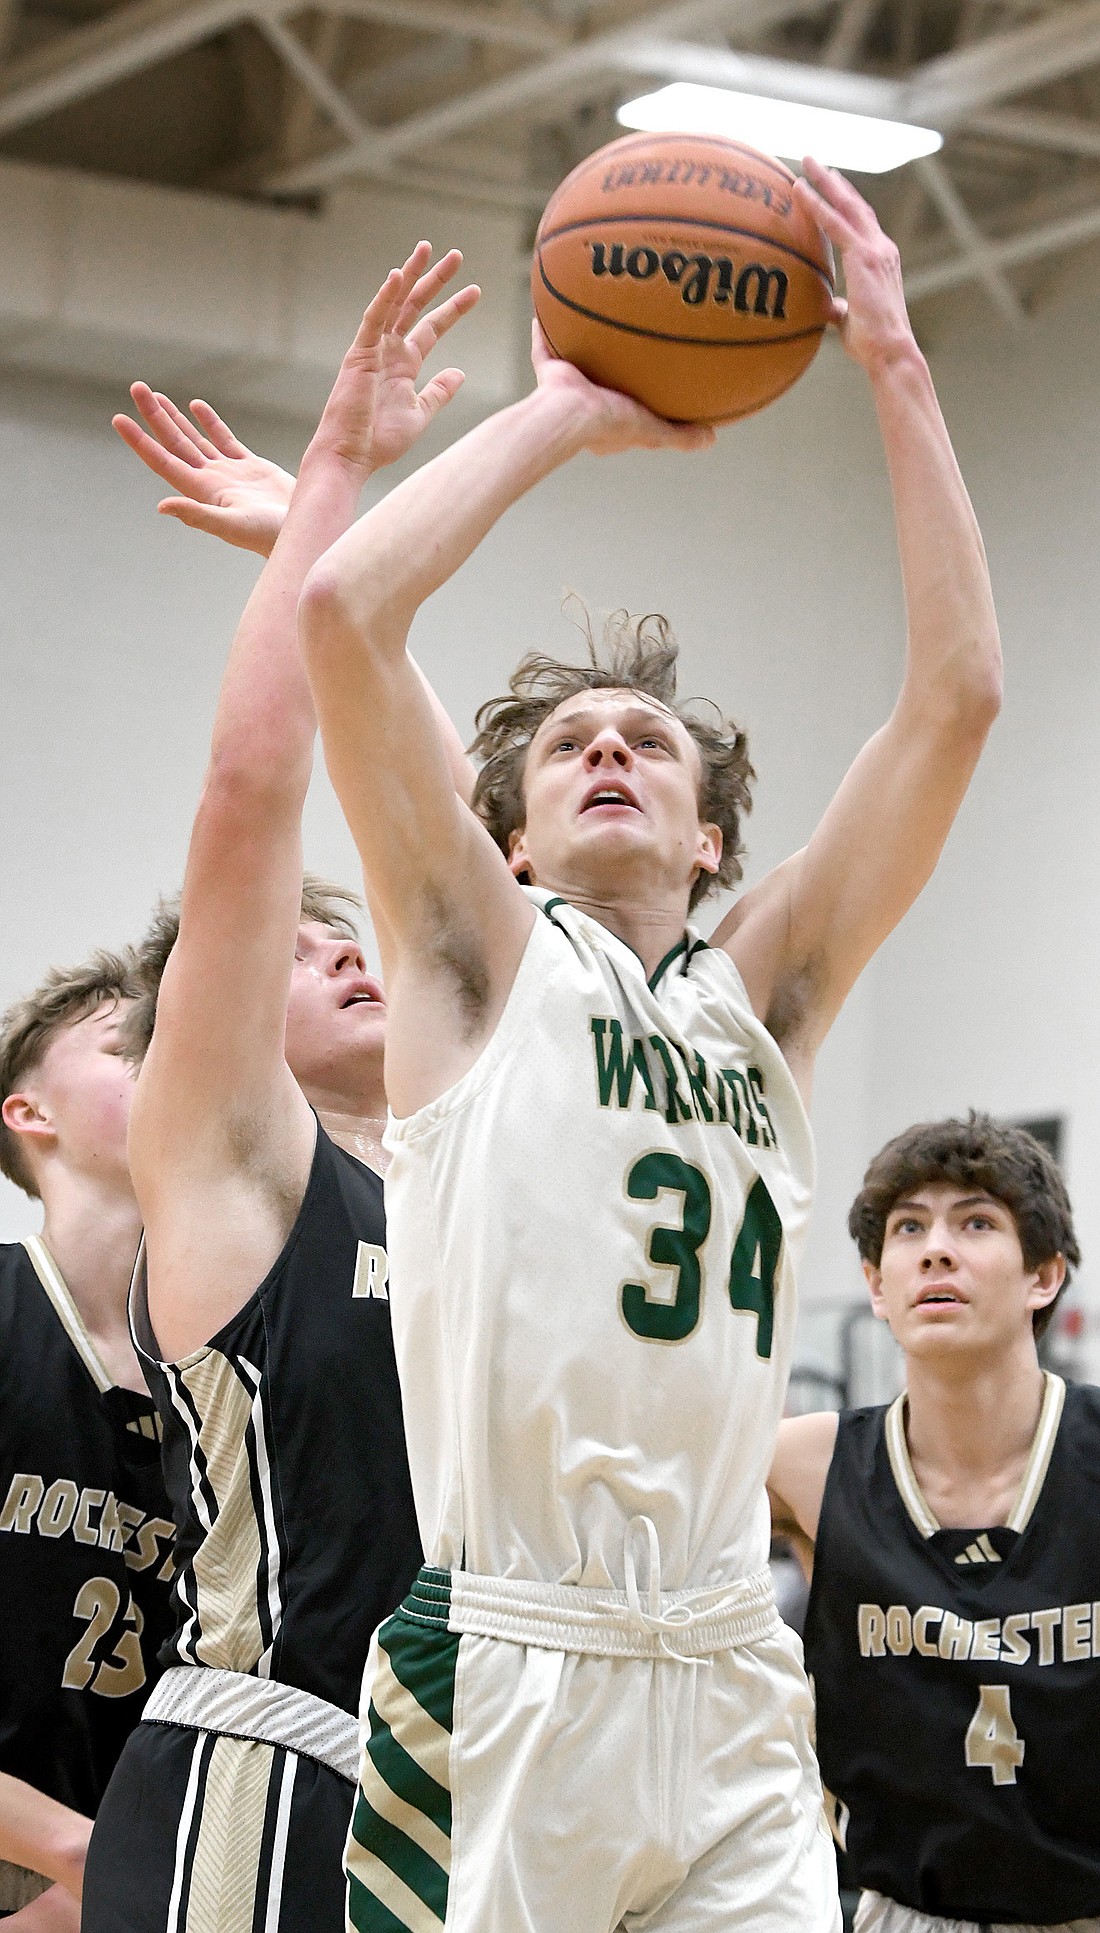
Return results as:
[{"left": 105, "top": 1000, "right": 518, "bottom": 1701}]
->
[{"left": 383, "top": 889, "right": 815, "bottom": 1591}]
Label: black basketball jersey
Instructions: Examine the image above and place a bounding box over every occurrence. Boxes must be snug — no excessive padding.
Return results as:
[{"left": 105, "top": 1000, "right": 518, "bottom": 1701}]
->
[
  {"left": 803, "top": 1375, "right": 1100, "bottom": 1923},
  {"left": 131, "top": 1123, "right": 422, "bottom": 1717},
  {"left": 0, "top": 1238, "right": 175, "bottom": 1815}
]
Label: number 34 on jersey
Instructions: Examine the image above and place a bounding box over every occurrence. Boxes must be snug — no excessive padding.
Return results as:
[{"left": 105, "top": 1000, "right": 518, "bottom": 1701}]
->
[{"left": 619, "top": 1152, "right": 783, "bottom": 1356}]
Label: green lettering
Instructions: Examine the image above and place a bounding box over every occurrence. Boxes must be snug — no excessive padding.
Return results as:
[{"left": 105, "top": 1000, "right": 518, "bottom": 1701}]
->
[
  {"left": 591, "top": 1017, "right": 657, "bottom": 1111},
  {"left": 747, "top": 1067, "right": 777, "bottom": 1148},
  {"left": 672, "top": 1044, "right": 716, "bottom": 1123},
  {"left": 648, "top": 1036, "right": 693, "bottom": 1124}
]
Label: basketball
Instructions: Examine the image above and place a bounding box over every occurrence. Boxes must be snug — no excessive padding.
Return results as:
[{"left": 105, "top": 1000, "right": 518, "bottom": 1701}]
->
[{"left": 532, "top": 131, "right": 835, "bottom": 423}]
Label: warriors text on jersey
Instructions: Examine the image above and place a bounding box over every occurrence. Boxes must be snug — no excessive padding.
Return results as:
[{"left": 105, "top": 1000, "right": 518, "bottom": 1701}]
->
[
  {"left": 130, "top": 1121, "right": 422, "bottom": 1715},
  {"left": 803, "top": 1375, "right": 1100, "bottom": 1923},
  {"left": 0, "top": 1239, "right": 174, "bottom": 1816},
  {"left": 382, "top": 890, "right": 815, "bottom": 1591}
]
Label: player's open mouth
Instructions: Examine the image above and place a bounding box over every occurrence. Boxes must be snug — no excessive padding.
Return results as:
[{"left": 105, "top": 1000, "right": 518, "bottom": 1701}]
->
[
  {"left": 581, "top": 783, "right": 641, "bottom": 813},
  {"left": 915, "top": 1288, "right": 964, "bottom": 1306},
  {"left": 341, "top": 979, "right": 385, "bottom": 1010}
]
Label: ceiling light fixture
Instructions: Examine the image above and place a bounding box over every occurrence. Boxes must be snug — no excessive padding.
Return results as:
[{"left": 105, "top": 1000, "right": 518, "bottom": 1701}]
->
[{"left": 616, "top": 82, "right": 943, "bottom": 175}]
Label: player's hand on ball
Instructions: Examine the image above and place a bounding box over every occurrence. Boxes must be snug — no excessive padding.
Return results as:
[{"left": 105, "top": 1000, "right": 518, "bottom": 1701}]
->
[
  {"left": 113, "top": 387, "right": 297, "bottom": 557},
  {"left": 793, "top": 158, "right": 915, "bottom": 377},
  {"left": 313, "top": 241, "right": 480, "bottom": 474},
  {"left": 531, "top": 321, "right": 715, "bottom": 456}
]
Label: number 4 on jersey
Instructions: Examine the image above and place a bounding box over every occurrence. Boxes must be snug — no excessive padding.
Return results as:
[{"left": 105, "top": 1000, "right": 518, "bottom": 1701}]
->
[{"left": 965, "top": 1684, "right": 1025, "bottom": 1785}]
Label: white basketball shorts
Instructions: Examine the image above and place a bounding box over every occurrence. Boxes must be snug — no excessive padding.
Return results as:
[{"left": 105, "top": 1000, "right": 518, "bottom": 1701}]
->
[{"left": 345, "top": 1557, "right": 841, "bottom": 1933}]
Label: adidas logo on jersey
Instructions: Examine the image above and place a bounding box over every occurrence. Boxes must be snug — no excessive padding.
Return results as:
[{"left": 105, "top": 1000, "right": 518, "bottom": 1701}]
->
[
  {"left": 125, "top": 1414, "right": 163, "bottom": 1442},
  {"left": 955, "top": 1534, "right": 1002, "bottom": 1565}
]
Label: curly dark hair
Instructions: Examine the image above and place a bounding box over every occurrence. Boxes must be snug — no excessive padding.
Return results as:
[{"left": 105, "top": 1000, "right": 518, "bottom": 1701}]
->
[
  {"left": 0, "top": 949, "right": 138, "bottom": 1197},
  {"left": 848, "top": 1112, "right": 1080, "bottom": 1339},
  {"left": 120, "top": 874, "right": 362, "bottom": 1065},
  {"left": 469, "top": 609, "right": 754, "bottom": 911}
]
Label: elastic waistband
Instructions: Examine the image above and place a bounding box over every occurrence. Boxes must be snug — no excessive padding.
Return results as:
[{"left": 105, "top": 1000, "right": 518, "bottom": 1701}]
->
[
  {"left": 400, "top": 1562, "right": 780, "bottom": 1659},
  {"left": 142, "top": 1665, "right": 359, "bottom": 1783}
]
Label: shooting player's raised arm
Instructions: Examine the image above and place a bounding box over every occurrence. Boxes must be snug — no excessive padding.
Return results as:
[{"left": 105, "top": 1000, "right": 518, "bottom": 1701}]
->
[{"left": 719, "top": 162, "right": 1001, "bottom": 1088}]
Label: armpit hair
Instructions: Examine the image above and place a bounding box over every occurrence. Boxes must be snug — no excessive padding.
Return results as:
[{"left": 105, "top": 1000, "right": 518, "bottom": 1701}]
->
[
  {"left": 764, "top": 953, "right": 826, "bottom": 1052},
  {"left": 422, "top": 890, "right": 492, "bottom": 1036}
]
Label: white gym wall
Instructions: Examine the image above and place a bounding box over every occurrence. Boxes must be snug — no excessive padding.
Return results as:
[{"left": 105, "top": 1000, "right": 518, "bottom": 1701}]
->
[{"left": 1, "top": 157, "right": 1097, "bottom": 1380}]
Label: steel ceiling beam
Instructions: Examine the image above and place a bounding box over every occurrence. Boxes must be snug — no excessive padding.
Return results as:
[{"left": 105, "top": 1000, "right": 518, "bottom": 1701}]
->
[
  {"left": 905, "top": 194, "right": 1100, "bottom": 299},
  {"left": 323, "top": 0, "right": 564, "bottom": 51},
  {"left": 0, "top": 0, "right": 560, "bottom": 137},
  {"left": 256, "top": 13, "right": 369, "bottom": 142},
  {"left": 614, "top": 36, "right": 900, "bottom": 113},
  {"left": 966, "top": 103, "right": 1100, "bottom": 159},
  {"left": 266, "top": 0, "right": 832, "bottom": 193},
  {"left": 0, "top": 0, "right": 257, "bottom": 136},
  {"left": 904, "top": 0, "right": 1100, "bottom": 124},
  {"left": 914, "top": 153, "right": 1027, "bottom": 325}
]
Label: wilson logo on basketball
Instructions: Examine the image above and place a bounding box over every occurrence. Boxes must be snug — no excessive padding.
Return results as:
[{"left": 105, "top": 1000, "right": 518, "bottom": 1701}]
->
[{"left": 588, "top": 243, "right": 789, "bottom": 319}]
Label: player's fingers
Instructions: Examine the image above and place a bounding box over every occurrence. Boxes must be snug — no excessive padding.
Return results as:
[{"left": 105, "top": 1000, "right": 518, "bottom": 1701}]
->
[
  {"left": 663, "top": 420, "right": 717, "bottom": 451},
  {"left": 827, "top": 294, "right": 849, "bottom": 329},
  {"left": 531, "top": 316, "right": 559, "bottom": 370},
  {"left": 187, "top": 398, "right": 250, "bottom": 459},
  {"left": 126, "top": 383, "right": 205, "bottom": 466},
  {"left": 405, "top": 284, "right": 481, "bottom": 359},
  {"left": 359, "top": 244, "right": 433, "bottom": 346},
  {"left": 415, "top": 368, "right": 466, "bottom": 421},
  {"left": 799, "top": 158, "right": 877, "bottom": 238},
  {"left": 154, "top": 391, "right": 222, "bottom": 461},
  {"left": 393, "top": 247, "right": 464, "bottom": 335},
  {"left": 158, "top": 498, "right": 231, "bottom": 534},
  {"left": 792, "top": 178, "right": 860, "bottom": 256},
  {"left": 112, "top": 412, "right": 206, "bottom": 491}
]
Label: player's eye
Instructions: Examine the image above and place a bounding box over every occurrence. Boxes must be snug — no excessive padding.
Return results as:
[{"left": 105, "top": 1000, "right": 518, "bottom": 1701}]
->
[{"left": 892, "top": 1217, "right": 922, "bottom": 1235}]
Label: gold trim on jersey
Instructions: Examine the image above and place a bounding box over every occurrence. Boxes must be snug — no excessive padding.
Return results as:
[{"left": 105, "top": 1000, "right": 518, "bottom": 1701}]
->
[
  {"left": 22, "top": 1235, "right": 113, "bottom": 1393},
  {"left": 886, "top": 1372, "right": 1065, "bottom": 1540},
  {"left": 1006, "top": 1370, "right": 1064, "bottom": 1532},
  {"left": 171, "top": 1350, "right": 271, "bottom": 1673}
]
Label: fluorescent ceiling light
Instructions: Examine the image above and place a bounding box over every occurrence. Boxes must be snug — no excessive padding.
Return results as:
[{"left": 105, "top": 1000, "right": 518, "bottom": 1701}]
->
[{"left": 617, "top": 82, "right": 943, "bottom": 174}]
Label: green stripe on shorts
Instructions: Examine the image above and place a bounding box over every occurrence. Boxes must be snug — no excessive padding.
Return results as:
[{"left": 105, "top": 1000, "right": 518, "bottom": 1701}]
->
[{"left": 346, "top": 1572, "right": 459, "bottom": 1933}]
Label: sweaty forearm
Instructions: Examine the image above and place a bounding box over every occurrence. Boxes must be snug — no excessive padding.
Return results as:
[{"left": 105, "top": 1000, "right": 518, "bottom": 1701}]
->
[
  {"left": 870, "top": 345, "right": 1001, "bottom": 717},
  {"left": 306, "top": 386, "right": 593, "bottom": 644}
]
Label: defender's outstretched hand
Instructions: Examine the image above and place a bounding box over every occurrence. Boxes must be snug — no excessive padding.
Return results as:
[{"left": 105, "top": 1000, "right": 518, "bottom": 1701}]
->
[
  {"left": 115, "top": 243, "right": 479, "bottom": 554},
  {"left": 793, "top": 158, "right": 913, "bottom": 376},
  {"left": 113, "top": 387, "right": 295, "bottom": 556},
  {"left": 531, "top": 320, "right": 716, "bottom": 455},
  {"left": 309, "top": 240, "right": 479, "bottom": 475}
]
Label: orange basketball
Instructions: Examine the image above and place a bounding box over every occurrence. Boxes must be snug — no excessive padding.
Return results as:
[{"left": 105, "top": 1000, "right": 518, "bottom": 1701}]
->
[{"left": 532, "top": 130, "right": 834, "bottom": 424}]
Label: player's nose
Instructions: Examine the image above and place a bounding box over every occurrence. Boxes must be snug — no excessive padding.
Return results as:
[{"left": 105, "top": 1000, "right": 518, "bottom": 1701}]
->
[
  {"left": 584, "top": 730, "right": 632, "bottom": 768},
  {"left": 920, "top": 1229, "right": 957, "bottom": 1269},
  {"left": 330, "top": 938, "right": 367, "bottom": 976}
]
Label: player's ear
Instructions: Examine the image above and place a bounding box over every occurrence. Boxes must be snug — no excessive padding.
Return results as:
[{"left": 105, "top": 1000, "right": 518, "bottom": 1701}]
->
[
  {"left": 863, "top": 1257, "right": 888, "bottom": 1322},
  {"left": 507, "top": 823, "right": 533, "bottom": 883},
  {"left": 1028, "top": 1252, "right": 1066, "bottom": 1316},
  {"left": 693, "top": 821, "right": 722, "bottom": 881},
  {"left": 1, "top": 1089, "right": 53, "bottom": 1150}
]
